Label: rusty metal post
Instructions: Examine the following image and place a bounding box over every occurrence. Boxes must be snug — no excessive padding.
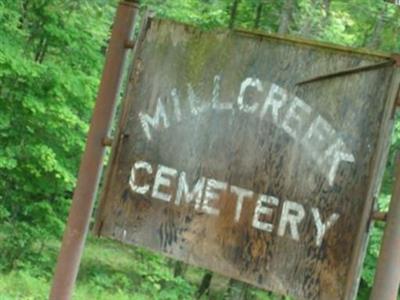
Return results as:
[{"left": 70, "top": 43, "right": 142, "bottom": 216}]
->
[
  {"left": 370, "top": 154, "right": 400, "bottom": 300},
  {"left": 49, "top": 2, "right": 138, "bottom": 299}
]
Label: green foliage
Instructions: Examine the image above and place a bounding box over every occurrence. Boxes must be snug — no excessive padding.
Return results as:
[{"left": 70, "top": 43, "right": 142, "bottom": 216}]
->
[
  {"left": 1, "top": 0, "right": 400, "bottom": 299},
  {"left": 78, "top": 238, "right": 195, "bottom": 299},
  {"left": 0, "top": 237, "right": 196, "bottom": 300},
  {"left": 142, "top": 0, "right": 230, "bottom": 29},
  {"left": 0, "top": 0, "right": 115, "bottom": 270}
]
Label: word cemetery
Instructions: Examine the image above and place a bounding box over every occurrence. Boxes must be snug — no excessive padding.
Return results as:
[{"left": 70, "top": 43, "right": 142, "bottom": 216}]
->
[{"left": 129, "top": 160, "right": 340, "bottom": 247}]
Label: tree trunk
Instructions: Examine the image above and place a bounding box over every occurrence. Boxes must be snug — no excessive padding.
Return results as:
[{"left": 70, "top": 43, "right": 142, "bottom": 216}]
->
[
  {"left": 367, "top": 4, "right": 388, "bottom": 49},
  {"left": 173, "top": 261, "right": 187, "bottom": 277},
  {"left": 298, "top": 0, "right": 331, "bottom": 38},
  {"left": 254, "top": 1, "right": 264, "bottom": 29},
  {"left": 225, "top": 278, "right": 251, "bottom": 300},
  {"left": 34, "top": 36, "right": 47, "bottom": 63},
  {"left": 320, "top": 0, "right": 331, "bottom": 34},
  {"left": 196, "top": 271, "right": 213, "bottom": 299},
  {"left": 38, "top": 38, "right": 48, "bottom": 64},
  {"left": 323, "top": 0, "right": 331, "bottom": 13},
  {"left": 298, "top": 0, "right": 319, "bottom": 37},
  {"left": 278, "top": 0, "right": 294, "bottom": 34},
  {"left": 229, "top": 0, "right": 241, "bottom": 29},
  {"left": 18, "top": 0, "right": 29, "bottom": 30}
]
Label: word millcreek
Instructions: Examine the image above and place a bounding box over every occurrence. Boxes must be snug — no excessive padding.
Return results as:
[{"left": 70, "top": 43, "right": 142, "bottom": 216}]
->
[
  {"left": 129, "top": 161, "right": 340, "bottom": 247},
  {"left": 138, "top": 76, "right": 355, "bottom": 186}
]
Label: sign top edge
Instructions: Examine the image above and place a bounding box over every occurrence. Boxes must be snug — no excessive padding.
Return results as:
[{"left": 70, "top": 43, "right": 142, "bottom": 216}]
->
[{"left": 145, "top": 17, "right": 395, "bottom": 61}]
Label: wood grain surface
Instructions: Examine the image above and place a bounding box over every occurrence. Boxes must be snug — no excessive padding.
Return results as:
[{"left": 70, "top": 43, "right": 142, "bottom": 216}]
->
[{"left": 94, "top": 18, "right": 399, "bottom": 300}]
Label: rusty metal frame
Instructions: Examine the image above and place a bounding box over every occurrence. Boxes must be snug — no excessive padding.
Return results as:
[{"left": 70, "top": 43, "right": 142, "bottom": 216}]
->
[
  {"left": 296, "top": 54, "right": 400, "bottom": 86},
  {"left": 370, "top": 154, "right": 400, "bottom": 299},
  {"left": 361, "top": 61, "right": 400, "bottom": 299},
  {"left": 371, "top": 211, "right": 388, "bottom": 222},
  {"left": 93, "top": 11, "right": 154, "bottom": 238},
  {"left": 49, "top": 2, "right": 139, "bottom": 299},
  {"left": 296, "top": 60, "right": 396, "bottom": 86},
  {"left": 342, "top": 65, "right": 400, "bottom": 299}
]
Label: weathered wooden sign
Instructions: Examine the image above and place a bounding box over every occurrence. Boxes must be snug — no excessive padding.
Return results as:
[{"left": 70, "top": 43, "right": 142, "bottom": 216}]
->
[{"left": 95, "top": 18, "right": 400, "bottom": 299}]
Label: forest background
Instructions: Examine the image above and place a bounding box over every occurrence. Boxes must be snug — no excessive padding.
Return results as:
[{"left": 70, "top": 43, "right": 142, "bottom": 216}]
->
[{"left": 0, "top": 0, "right": 400, "bottom": 299}]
